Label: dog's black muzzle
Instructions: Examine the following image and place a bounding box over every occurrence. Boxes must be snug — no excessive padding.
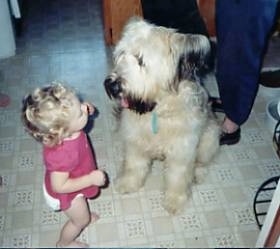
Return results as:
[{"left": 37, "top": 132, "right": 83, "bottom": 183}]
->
[{"left": 104, "top": 77, "right": 122, "bottom": 99}]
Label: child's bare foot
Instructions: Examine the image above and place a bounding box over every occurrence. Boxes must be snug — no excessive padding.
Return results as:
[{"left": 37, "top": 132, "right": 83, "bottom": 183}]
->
[
  {"left": 56, "top": 240, "right": 89, "bottom": 248},
  {"left": 90, "top": 212, "right": 100, "bottom": 223}
]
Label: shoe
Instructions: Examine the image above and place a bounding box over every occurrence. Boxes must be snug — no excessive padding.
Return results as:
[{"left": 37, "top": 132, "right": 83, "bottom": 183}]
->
[
  {"left": 209, "top": 96, "right": 224, "bottom": 113},
  {"left": 220, "top": 128, "right": 241, "bottom": 145},
  {"left": 259, "top": 70, "right": 280, "bottom": 88}
]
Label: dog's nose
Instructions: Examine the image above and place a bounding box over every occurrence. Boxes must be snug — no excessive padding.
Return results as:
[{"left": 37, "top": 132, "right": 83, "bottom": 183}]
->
[{"left": 104, "top": 77, "right": 122, "bottom": 99}]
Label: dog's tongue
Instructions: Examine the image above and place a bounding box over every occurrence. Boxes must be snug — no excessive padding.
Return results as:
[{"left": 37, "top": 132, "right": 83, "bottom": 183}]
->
[{"left": 121, "top": 97, "right": 129, "bottom": 108}]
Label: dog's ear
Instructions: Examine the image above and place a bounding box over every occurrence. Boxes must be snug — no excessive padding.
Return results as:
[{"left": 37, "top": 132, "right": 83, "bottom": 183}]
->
[{"left": 178, "top": 34, "right": 211, "bottom": 82}]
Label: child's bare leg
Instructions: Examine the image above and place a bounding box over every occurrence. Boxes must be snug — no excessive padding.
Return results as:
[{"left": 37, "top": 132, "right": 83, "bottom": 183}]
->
[
  {"left": 90, "top": 212, "right": 100, "bottom": 223},
  {"left": 56, "top": 196, "right": 91, "bottom": 248}
]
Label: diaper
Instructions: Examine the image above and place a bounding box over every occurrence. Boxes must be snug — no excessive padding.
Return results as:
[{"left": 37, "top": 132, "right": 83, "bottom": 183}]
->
[{"left": 43, "top": 183, "right": 60, "bottom": 211}]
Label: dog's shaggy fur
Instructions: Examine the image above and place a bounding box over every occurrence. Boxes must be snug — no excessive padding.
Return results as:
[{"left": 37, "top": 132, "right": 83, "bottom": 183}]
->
[{"left": 104, "top": 18, "right": 220, "bottom": 214}]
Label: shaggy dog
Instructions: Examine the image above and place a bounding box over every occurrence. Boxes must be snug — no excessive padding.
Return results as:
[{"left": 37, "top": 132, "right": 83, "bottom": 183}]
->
[{"left": 104, "top": 18, "right": 220, "bottom": 214}]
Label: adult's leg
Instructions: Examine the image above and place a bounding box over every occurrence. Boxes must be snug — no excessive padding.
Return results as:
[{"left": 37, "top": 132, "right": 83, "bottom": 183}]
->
[{"left": 216, "top": 0, "right": 278, "bottom": 126}]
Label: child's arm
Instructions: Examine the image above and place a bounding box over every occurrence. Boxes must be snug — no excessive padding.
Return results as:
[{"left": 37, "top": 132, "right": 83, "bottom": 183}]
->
[{"left": 50, "top": 170, "right": 105, "bottom": 194}]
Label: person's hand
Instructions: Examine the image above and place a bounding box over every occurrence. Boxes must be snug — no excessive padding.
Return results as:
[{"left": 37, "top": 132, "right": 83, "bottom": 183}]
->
[
  {"left": 84, "top": 102, "right": 95, "bottom": 116},
  {"left": 89, "top": 170, "right": 106, "bottom": 186}
]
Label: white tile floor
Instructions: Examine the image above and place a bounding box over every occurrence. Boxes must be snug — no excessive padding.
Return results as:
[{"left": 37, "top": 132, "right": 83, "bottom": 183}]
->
[{"left": 0, "top": 0, "right": 280, "bottom": 247}]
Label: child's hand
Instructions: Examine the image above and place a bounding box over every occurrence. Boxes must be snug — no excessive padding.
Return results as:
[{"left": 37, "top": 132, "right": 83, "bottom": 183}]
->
[
  {"left": 90, "top": 170, "right": 106, "bottom": 186},
  {"left": 84, "top": 102, "right": 95, "bottom": 115}
]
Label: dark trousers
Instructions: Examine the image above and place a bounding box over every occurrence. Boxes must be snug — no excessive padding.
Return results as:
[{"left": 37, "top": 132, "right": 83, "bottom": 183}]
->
[{"left": 216, "top": 0, "right": 278, "bottom": 125}]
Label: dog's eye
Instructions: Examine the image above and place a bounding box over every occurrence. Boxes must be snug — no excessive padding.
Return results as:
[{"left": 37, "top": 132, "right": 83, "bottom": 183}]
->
[{"left": 135, "top": 54, "right": 144, "bottom": 67}]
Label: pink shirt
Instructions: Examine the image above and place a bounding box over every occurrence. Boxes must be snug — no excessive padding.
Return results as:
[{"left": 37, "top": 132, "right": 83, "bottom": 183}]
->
[{"left": 43, "top": 131, "right": 99, "bottom": 210}]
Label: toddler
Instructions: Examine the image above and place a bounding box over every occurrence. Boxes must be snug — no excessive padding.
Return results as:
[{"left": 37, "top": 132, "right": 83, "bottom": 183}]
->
[{"left": 21, "top": 83, "right": 107, "bottom": 248}]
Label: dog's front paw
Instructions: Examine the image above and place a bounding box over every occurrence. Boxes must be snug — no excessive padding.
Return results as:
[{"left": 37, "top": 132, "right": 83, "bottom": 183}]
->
[
  {"left": 163, "top": 192, "right": 187, "bottom": 214},
  {"left": 194, "top": 166, "right": 208, "bottom": 184},
  {"left": 114, "top": 174, "right": 142, "bottom": 194}
]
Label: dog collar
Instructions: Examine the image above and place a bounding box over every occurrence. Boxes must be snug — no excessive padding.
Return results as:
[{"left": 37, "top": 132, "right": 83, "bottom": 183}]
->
[{"left": 151, "top": 111, "right": 158, "bottom": 134}]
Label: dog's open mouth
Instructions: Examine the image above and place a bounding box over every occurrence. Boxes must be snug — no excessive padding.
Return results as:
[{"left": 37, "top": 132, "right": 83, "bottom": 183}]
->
[
  {"left": 109, "top": 92, "right": 157, "bottom": 114},
  {"left": 119, "top": 94, "right": 156, "bottom": 115},
  {"left": 120, "top": 96, "right": 129, "bottom": 108},
  {"left": 104, "top": 77, "right": 156, "bottom": 114}
]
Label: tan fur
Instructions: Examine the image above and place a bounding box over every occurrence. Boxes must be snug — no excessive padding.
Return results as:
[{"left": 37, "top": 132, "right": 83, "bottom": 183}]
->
[{"left": 105, "top": 18, "right": 220, "bottom": 214}]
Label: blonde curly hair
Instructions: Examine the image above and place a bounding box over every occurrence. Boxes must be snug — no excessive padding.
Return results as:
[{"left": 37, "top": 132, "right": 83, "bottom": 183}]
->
[{"left": 21, "top": 83, "right": 79, "bottom": 147}]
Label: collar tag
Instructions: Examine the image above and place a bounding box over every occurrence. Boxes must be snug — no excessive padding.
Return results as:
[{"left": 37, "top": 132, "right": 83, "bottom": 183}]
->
[{"left": 151, "top": 111, "right": 158, "bottom": 134}]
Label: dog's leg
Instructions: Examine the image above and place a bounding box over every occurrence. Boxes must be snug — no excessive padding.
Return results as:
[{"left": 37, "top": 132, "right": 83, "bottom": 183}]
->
[
  {"left": 196, "top": 119, "right": 220, "bottom": 164},
  {"left": 194, "top": 119, "right": 220, "bottom": 184},
  {"left": 163, "top": 143, "right": 197, "bottom": 214},
  {"left": 115, "top": 145, "right": 151, "bottom": 193}
]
